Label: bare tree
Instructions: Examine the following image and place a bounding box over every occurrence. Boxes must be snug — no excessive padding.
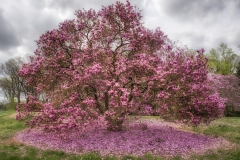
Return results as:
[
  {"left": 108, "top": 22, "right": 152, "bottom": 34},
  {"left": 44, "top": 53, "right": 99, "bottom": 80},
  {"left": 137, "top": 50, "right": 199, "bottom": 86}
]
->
[
  {"left": 0, "top": 78, "right": 12, "bottom": 100},
  {"left": 0, "top": 57, "right": 24, "bottom": 104}
]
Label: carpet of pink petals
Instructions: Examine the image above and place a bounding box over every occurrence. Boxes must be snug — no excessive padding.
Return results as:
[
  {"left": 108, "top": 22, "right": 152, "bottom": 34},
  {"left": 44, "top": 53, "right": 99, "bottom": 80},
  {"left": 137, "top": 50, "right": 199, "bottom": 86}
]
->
[{"left": 16, "top": 118, "right": 230, "bottom": 158}]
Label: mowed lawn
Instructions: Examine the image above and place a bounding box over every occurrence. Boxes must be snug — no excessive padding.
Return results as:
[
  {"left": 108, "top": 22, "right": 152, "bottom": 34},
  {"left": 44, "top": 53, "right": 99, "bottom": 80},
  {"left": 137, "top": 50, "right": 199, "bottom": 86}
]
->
[{"left": 0, "top": 110, "right": 240, "bottom": 160}]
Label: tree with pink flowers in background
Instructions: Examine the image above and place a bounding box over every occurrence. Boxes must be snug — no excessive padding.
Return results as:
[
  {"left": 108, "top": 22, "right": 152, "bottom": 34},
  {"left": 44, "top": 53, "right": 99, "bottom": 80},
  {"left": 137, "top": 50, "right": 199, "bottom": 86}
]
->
[{"left": 16, "top": 1, "right": 225, "bottom": 132}]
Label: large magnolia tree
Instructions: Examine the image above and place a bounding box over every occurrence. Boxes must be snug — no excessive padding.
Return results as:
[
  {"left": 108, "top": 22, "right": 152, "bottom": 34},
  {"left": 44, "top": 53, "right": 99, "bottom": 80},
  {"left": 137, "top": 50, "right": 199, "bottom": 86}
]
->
[{"left": 17, "top": 1, "right": 225, "bottom": 132}]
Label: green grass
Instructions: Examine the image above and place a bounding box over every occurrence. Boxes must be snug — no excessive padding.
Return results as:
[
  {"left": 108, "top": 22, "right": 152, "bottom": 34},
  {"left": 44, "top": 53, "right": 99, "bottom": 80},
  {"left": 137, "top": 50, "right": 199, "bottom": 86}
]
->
[
  {"left": 0, "top": 110, "right": 25, "bottom": 141},
  {"left": 0, "top": 110, "right": 240, "bottom": 160},
  {"left": 192, "top": 117, "right": 240, "bottom": 144}
]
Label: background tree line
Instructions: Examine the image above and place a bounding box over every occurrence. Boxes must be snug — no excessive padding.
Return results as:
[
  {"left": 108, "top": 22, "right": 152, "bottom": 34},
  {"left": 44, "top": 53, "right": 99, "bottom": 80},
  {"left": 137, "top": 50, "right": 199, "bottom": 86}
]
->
[{"left": 206, "top": 42, "right": 240, "bottom": 76}]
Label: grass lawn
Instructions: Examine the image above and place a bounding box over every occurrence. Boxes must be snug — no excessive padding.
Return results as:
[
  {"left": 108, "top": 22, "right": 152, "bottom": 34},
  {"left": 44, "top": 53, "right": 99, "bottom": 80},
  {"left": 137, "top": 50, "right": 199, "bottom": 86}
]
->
[{"left": 0, "top": 110, "right": 240, "bottom": 160}]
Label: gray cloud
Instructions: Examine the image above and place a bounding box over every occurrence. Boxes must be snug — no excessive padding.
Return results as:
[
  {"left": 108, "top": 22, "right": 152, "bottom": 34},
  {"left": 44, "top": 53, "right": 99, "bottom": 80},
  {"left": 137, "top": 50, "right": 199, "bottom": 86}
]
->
[
  {"left": 0, "top": 0, "right": 239, "bottom": 66},
  {"left": 158, "top": 0, "right": 227, "bottom": 21},
  {"left": 46, "top": 0, "right": 145, "bottom": 16},
  {"left": 0, "top": 8, "right": 21, "bottom": 51},
  {"left": 149, "top": 0, "right": 240, "bottom": 54}
]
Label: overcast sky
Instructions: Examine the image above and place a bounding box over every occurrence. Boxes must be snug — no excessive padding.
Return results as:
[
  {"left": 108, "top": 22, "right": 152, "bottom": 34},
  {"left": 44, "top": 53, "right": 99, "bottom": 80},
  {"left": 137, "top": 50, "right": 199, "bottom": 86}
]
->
[{"left": 0, "top": 0, "right": 240, "bottom": 100}]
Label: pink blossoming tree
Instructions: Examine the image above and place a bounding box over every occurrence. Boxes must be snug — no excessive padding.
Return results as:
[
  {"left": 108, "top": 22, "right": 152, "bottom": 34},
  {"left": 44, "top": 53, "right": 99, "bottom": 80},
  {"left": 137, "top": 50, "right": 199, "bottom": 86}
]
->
[
  {"left": 17, "top": 1, "right": 225, "bottom": 132},
  {"left": 208, "top": 74, "right": 240, "bottom": 113}
]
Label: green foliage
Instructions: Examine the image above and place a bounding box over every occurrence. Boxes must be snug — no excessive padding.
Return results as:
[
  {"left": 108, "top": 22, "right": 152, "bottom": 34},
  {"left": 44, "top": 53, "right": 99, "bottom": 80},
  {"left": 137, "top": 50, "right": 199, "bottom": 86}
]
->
[
  {"left": 224, "top": 105, "right": 240, "bottom": 117},
  {"left": 207, "top": 42, "right": 239, "bottom": 75}
]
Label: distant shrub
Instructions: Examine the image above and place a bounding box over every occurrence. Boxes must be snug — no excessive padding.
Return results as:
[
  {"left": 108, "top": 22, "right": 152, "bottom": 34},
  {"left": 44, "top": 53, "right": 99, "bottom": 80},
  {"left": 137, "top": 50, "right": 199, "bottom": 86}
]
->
[
  {"left": 208, "top": 74, "right": 240, "bottom": 117},
  {"left": 224, "top": 105, "right": 240, "bottom": 117},
  {"left": 0, "top": 102, "right": 6, "bottom": 110}
]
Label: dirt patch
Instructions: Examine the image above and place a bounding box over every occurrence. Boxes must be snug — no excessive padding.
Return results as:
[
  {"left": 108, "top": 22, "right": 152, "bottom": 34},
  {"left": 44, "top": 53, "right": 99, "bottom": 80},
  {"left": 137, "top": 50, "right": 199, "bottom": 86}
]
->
[{"left": 8, "top": 113, "right": 17, "bottom": 119}]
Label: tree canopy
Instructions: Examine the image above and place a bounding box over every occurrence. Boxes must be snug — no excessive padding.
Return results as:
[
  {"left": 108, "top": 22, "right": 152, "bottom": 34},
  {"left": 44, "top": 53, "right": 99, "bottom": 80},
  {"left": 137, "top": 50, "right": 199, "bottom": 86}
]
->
[
  {"left": 17, "top": 1, "right": 225, "bottom": 132},
  {"left": 207, "top": 42, "right": 239, "bottom": 75}
]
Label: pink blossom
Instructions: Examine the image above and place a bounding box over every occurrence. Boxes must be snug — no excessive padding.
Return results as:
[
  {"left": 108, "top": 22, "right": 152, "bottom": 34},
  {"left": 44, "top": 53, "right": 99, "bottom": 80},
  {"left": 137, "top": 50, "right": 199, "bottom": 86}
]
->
[{"left": 16, "top": 118, "right": 229, "bottom": 158}]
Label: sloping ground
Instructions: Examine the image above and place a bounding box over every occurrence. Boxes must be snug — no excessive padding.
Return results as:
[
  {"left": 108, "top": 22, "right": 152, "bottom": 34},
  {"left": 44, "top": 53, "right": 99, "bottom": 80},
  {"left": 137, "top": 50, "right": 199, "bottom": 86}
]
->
[
  {"left": 15, "top": 118, "right": 232, "bottom": 159},
  {"left": 208, "top": 74, "right": 240, "bottom": 111}
]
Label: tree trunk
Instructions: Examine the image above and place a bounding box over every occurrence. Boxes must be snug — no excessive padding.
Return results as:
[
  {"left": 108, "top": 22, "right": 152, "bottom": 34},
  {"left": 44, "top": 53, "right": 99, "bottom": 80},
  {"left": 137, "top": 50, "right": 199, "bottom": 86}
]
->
[{"left": 106, "top": 117, "right": 124, "bottom": 131}]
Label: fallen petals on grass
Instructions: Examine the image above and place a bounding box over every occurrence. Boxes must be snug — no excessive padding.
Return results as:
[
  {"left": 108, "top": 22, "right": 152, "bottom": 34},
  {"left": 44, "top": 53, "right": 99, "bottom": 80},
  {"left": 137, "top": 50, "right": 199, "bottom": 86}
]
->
[{"left": 16, "top": 119, "right": 230, "bottom": 158}]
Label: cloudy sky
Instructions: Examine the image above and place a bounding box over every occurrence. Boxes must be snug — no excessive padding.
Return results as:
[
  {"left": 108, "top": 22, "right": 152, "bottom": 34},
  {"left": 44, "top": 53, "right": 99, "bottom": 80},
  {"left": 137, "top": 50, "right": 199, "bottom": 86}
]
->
[{"left": 0, "top": 0, "right": 240, "bottom": 100}]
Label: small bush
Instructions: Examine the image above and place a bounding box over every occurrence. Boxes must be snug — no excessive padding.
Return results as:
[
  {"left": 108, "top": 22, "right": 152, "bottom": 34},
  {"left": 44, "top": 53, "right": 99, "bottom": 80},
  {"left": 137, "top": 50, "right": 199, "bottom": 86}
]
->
[
  {"left": 224, "top": 105, "right": 240, "bottom": 117},
  {"left": 0, "top": 102, "right": 6, "bottom": 110},
  {"left": 5, "top": 97, "right": 18, "bottom": 110},
  {"left": 236, "top": 62, "right": 240, "bottom": 78}
]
